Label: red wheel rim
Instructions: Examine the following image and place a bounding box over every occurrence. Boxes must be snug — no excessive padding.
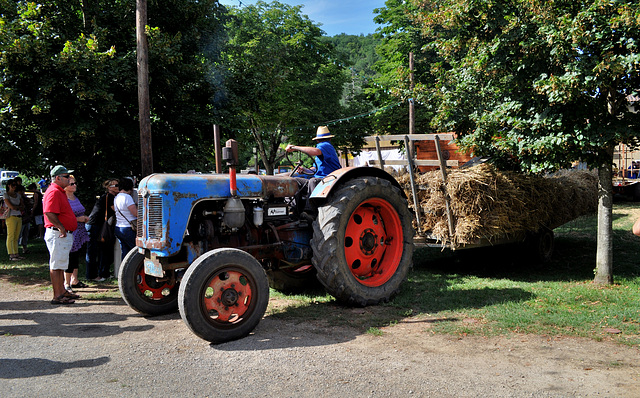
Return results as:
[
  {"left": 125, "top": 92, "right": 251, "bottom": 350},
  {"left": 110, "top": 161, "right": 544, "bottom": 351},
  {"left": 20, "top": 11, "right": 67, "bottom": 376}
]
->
[
  {"left": 135, "top": 266, "right": 175, "bottom": 300},
  {"left": 343, "top": 198, "right": 403, "bottom": 287},
  {"left": 202, "top": 270, "right": 252, "bottom": 323}
]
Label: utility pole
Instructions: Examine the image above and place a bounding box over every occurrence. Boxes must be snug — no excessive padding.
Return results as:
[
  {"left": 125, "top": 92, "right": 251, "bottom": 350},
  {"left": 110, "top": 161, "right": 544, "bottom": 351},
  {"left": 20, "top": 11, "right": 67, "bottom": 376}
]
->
[
  {"left": 213, "top": 124, "right": 222, "bottom": 173},
  {"left": 137, "top": 0, "right": 153, "bottom": 176},
  {"left": 409, "top": 52, "right": 415, "bottom": 135},
  {"left": 408, "top": 52, "right": 416, "bottom": 158}
]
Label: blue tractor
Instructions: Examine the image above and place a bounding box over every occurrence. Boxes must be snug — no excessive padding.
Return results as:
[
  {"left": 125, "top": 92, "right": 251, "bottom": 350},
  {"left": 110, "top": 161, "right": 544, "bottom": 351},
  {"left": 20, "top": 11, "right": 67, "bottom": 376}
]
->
[{"left": 118, "top": 141, "right": 414, "bottom": 343}]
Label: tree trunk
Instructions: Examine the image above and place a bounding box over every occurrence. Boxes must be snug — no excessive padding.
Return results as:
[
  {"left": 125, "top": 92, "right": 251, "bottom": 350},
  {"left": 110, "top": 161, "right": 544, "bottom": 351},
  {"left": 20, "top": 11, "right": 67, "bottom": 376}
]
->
[
  {"left": 137, "top": 0, "right": 153, "bottom": 177},
  {"left": 593, "top": 149, "right": 614, "bottom": 285}
]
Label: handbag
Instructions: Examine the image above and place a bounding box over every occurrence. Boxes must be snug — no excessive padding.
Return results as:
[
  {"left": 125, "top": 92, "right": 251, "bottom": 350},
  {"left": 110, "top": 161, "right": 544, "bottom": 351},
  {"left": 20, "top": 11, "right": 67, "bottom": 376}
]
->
[
  {"left": 1, "top": 196, "right": 11, "bottom": 219},
  {"left": 99, "top": 196, "right": 115, "bottom": 243},
  {"left": 99, "top": 215, "right": 115, "bottom": 243}
]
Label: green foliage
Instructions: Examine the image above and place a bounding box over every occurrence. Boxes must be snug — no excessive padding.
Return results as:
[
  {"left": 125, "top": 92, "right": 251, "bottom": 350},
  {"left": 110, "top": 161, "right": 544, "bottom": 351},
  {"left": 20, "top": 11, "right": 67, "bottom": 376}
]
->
[
  {"left": 410, "top": 0, "right": 640, "bottom": 172},
  {"left": 322, "top": 33, "right": 382, "bottom": 154},
  {"left": 0, "top": 0, "right": 227, "bottom": 191},
  {"left": 222, "top": 1, "right": 349, "bottom": 174},
  {"left": 366, "top": 0, "right": 435, "bottom": 135}
]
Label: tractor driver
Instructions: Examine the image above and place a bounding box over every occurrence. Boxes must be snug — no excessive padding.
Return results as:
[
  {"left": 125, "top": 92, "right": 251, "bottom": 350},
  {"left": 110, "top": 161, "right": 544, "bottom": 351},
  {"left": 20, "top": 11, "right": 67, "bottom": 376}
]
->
[
  {"left": 285, "top": 125, "right": 341, "bottom": 178},
  {"left": 285, "top": 126, "right": 341, "bottom": 216}
]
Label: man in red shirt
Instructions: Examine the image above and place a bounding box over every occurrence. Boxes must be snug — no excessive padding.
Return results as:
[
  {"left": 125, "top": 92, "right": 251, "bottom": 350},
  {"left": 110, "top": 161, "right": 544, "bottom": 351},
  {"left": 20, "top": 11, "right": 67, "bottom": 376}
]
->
[{"left": 44, "top": 165, "right": 79, "bottom": 304}]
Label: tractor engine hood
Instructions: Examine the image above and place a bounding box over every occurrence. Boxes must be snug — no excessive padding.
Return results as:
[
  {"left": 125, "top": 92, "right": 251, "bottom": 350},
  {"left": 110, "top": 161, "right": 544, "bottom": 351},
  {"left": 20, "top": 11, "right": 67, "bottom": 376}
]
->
[
  {"left": 139, "top": 173, "right": 299, "bottom": 200},
  {"left": 136, "top": 173, "right": 299, "bottom": 256}
]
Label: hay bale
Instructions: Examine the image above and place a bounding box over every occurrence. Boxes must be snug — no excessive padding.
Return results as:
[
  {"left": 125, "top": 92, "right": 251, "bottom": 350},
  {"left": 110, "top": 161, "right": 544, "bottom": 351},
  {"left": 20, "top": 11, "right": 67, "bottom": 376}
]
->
[{"left": 398, "top": 164, "right": 598, "bottom": 246}]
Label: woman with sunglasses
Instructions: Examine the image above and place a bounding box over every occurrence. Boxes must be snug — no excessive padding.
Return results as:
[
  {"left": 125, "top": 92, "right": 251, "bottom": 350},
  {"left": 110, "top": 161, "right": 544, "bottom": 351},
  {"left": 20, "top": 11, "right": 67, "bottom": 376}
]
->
[
  {"left": 3, "top": 179, "right": 25, "bottom": 261},
  {"left": 63, "top": 175, "right": 90, "bottom": 292}
]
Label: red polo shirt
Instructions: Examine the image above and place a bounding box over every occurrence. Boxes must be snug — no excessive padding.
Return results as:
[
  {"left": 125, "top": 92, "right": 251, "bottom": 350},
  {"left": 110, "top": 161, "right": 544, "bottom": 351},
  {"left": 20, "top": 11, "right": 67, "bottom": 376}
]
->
[{"left": 43, "top": 183, "right": 77, "bottom": 232}]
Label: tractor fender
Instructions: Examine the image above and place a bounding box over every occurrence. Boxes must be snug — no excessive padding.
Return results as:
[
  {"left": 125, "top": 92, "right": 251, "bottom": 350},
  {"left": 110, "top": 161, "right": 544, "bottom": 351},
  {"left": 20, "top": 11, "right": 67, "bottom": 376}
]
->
[{"left": 309, "top": 166, "right": 406, "bottom": 202}]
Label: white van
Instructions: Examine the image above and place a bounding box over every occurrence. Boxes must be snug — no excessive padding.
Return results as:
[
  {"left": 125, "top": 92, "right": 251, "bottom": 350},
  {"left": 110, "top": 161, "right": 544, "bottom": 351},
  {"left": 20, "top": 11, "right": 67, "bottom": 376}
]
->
[{"left": 0, "top": 170, "right": 19, "bottom": 192}]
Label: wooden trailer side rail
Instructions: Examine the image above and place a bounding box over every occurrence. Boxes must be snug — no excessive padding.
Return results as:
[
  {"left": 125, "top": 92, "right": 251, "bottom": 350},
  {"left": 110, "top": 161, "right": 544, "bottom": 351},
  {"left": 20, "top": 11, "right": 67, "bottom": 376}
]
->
[{"left": 363, "top": 133, "right": 457, "bottom": 239}]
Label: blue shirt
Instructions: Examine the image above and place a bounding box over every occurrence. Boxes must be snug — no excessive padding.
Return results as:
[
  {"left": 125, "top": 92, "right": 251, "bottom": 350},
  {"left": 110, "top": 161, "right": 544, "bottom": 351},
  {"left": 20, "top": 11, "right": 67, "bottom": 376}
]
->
[{"left": 314, "top": 141, "right": 341, "bottom": 178}]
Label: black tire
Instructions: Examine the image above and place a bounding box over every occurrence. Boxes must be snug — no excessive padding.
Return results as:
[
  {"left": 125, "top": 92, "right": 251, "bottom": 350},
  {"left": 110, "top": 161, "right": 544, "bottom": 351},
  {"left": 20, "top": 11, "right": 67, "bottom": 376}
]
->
[
  {"left": 527, "top": 228, "right": 555, "bottom": 265},
  {"left": 118, "top": 248, "right": 179, "bottom": 316},
  {"left": 311, "top": 177, "right": 414, "bottom": 306},
  {"left": 267, "top": 265, "right": 320, "bottom": 293},
  {"left": 178, "top": 248, "right": 269, "bottom": 343}
]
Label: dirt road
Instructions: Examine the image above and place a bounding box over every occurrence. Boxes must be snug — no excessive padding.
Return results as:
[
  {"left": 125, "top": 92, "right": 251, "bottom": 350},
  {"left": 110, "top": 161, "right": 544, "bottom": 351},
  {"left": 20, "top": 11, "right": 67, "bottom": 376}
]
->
[{"left": 0, "top": 279, "right": 638, "bottom": 397}]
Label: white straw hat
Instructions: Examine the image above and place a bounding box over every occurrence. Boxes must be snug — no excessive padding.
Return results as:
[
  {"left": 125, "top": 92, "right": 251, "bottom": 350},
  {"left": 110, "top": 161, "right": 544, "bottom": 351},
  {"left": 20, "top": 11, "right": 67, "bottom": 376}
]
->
[{"left": 312, "top": 126, "right": 335, "bottom": 140}]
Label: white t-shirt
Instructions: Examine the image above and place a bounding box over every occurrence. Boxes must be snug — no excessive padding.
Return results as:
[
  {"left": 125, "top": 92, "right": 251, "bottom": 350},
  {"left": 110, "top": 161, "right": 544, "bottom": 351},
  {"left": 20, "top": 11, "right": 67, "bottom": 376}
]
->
[
  {"left": 3, "top": 192, "right": 22, "bottom": 217},
  {"left": 114, "top": 192, "right": 137, "bottom": 228}
]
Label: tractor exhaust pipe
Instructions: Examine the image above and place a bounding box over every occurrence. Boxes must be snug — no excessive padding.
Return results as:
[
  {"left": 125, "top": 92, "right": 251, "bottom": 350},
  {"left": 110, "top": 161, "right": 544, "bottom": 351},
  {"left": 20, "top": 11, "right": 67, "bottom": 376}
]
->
[
  {"left": 223, "top": 139, "right": 239, "bottom": 196},
  {"left": 222, "top": 139, "right": 245, "bottom": 229}
]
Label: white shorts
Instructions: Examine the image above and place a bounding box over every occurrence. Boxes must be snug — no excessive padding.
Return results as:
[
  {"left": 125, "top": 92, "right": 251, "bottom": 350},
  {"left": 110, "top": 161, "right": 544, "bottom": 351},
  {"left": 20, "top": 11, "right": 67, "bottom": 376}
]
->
[
  {"left": 44, "top": 228, "right": 73, "bottom": 271},
  {"left": 35, "top": 215, "right": 44, "bottom": 226}
]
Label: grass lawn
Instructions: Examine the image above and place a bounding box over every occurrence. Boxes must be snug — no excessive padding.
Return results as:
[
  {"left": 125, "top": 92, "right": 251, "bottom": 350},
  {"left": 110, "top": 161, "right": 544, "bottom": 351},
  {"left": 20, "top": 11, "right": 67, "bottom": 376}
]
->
[
  {"left": 269, "top": 202, "right": 640, "bottom": 347},
  {"left": 0, "top": 232, "right": 121, "bottom": 300},
  {"left": 1, "top": 202, "right": 639, "bottom": 346}
]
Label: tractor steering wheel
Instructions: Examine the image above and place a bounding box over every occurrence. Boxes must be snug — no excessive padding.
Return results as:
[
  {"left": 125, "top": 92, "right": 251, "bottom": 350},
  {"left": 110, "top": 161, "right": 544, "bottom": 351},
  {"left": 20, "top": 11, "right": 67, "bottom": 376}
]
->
[{"left": 286, "top": 150, "right": 318, "bottom": 177}]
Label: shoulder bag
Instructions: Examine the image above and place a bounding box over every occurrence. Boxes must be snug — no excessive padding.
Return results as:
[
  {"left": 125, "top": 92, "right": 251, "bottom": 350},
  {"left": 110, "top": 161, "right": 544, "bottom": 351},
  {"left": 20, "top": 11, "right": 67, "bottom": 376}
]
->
[{"left": 99, "top": 195, "right": 115, "bottom": 243}]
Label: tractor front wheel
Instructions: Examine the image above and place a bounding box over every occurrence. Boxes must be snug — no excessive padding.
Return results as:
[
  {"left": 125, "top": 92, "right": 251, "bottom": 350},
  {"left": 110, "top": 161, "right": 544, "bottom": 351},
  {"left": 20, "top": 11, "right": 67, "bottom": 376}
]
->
[
  {"left": 118, "top": 248, "right": 179, "bottom": 316},
  {"left": 178, "top": 248, "right": 269, "bottom": 343}
]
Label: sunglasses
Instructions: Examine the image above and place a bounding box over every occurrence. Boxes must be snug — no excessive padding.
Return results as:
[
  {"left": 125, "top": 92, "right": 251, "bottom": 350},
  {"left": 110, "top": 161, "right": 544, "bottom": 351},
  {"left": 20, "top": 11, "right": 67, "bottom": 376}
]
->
[
  {"left": 69, "top": 182, "right": 77, "bottom": 186},
  {"left": 110, "top": 184, "right": 119, "bottom": 187},
  {"left": 60, "top": 175, "right": 70, "bottom": 179}
]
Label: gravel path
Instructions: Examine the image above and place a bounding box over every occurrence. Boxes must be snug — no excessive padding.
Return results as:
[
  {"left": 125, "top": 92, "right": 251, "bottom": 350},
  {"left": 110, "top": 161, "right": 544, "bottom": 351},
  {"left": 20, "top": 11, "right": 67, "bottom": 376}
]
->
[{"left": 1, "top": 280, "right": 638, "bottom": 397}]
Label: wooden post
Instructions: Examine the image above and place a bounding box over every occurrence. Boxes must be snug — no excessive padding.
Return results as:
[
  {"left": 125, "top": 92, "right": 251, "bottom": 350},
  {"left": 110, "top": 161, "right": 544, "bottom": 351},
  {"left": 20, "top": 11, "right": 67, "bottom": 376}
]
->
[
  {"left": 434, "top": 135, "right": 455, "bottom": 239},
  {"left": 375, "top": 136, "right": 385, "bottom": 170},
  {"left": 408, "top": 52, "right": 416, "bottom": 159},
  {"left": 409, "top": 52, "right": 415, "bottom": 135},
  {"left": 137, "top": 0, "right": 153, "bottom": 176},
  {"left": 213, "top": 124, "right": 222, "bottom": 174},
  {"left": 404, "top": 135, "right": 421, "bottom": 233}
]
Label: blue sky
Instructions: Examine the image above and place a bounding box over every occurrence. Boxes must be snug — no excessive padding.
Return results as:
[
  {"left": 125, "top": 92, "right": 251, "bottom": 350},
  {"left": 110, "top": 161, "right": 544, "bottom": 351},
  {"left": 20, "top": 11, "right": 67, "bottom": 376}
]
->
[{"left": 218, "top": 0, "right": 387, "bottom": 36}]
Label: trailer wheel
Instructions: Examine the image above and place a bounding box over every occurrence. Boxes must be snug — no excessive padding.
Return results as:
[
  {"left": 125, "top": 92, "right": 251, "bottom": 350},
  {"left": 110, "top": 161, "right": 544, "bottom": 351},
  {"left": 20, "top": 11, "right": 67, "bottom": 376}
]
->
[
  {"left": 528, "top": 228, "right": 554, "bottom": 265},
  {"left": 311, "top": 177, "right": 414, "bottom": 306},
  {"left": 118, "top": 248, "right": 179, "bottom": 316},
  {"left": 178, "top": 248, "right": 269, "bottom": 343}
]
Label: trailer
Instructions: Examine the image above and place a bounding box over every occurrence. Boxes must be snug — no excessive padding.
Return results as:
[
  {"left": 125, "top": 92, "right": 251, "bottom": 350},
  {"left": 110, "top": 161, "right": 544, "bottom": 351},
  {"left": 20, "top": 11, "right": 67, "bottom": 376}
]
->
[{"left": 359, "top": 133, "right": 556, "bottom": 260}]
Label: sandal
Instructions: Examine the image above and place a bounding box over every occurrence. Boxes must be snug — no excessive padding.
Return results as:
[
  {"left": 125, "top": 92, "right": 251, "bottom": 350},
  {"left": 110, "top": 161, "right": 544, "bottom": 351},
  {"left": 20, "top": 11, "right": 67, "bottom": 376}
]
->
[
  {"left": 71, "top": 281, "right": 88, "bottom": 289},
  {"left": 62, "top": 291, "right": 81, "bottom": 299},
  {"left": 64, "top": 285, "right": 75, "bottom": 293},
  {"left": 51, "top": 295, "right": 75, "bottom": 305}
]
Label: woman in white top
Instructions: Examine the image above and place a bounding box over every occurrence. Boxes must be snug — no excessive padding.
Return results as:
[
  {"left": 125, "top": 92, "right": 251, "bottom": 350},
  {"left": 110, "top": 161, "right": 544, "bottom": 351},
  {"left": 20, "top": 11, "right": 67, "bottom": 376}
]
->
[{"left": 113, "top": 177, "right": 137, "bottom": 260}]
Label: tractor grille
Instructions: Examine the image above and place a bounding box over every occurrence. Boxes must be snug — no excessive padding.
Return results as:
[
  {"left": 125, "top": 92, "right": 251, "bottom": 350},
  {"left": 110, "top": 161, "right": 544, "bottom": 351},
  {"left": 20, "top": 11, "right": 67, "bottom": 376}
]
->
[
  {"left": 136, "top": 196, "right": 143, "bottom": 238},
  {"left": 137, "top": 194, "right": 163, "bottom": 239},
  {"left": 147, "top": 195, "right": 163, "bottom": 239}
]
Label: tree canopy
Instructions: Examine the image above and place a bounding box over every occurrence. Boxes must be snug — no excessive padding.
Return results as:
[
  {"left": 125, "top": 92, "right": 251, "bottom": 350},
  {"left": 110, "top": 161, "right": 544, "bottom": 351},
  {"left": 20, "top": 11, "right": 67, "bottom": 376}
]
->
[
  {"left": 222, "top": 1, "right": 350, "bottom": 174},
  {"left": 404, "top": 0, "right": 640, "bottom": 283},
  {"left": 0, "top": 0, "right": 226, "bottom": 191},
  {"left": 408, "top": 0, "right": 640, "bottom": 172}
]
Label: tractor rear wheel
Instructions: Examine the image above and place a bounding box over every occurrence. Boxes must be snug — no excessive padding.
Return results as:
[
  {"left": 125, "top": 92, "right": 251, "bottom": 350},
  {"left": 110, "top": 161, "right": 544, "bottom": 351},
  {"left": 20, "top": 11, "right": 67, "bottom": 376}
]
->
[
  {"left": 118, "top": 248, "right": 179, "bottom": 316},
  {"left": 178, "top": 248, "right": 269, "bottom": 343},
  {"left": 311, "top": 177, "right": 414, "bottom": 306}
]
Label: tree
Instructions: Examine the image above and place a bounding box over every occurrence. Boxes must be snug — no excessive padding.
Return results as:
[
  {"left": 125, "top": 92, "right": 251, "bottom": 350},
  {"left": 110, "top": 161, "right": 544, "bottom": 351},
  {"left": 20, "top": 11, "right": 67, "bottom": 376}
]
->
[
  {"left": 222, "top": 1, "right": 348, "bottom": 174},
  {"left": 369, "top": 0, "right": 435, "bottom": 135},
  {"left": 0, "top": 0, "right": 227, "bottom": 193},
  {"left": 409, "top": 0, "right": 640, "bottom": 283}
]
